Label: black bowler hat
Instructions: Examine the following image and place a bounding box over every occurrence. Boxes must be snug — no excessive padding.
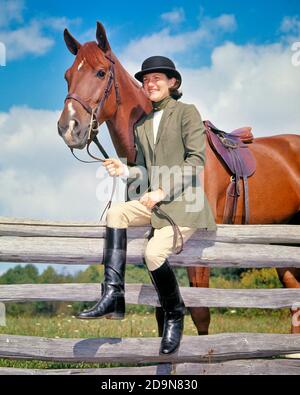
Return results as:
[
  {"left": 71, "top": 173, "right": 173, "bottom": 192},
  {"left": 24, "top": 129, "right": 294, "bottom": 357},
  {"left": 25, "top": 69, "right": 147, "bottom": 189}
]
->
[{"left": 135, "top": 56, "right": 182, "bottom": 87}]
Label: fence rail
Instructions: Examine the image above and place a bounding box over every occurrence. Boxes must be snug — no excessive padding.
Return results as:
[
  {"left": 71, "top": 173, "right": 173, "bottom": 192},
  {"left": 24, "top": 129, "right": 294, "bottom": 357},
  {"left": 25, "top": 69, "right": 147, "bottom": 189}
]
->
[
  {"left": 1, "top": 219, "right": 300, "bottom": 267},
  {"left": 1, "top": 217, "right": 299, "bottom": 243},
  {"left": 0, "top": 283, "right": 299, "bottom": 308},
  {"left": 1, "top": 333, "right": 300, "bottom": 364},
  {"left": 1, "top": 360, "right": 300, "bottom": 375},
  {"left": 0, "top": 217, "right": 299, "bottom": 375}
]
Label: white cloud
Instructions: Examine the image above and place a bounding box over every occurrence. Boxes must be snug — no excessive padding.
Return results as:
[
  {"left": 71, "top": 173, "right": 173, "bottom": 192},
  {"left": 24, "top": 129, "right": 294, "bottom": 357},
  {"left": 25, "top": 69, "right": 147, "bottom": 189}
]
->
[
  {"left": 41, "top": 17, "right": 82, "bottom": 32},
  {"left": 161, "top": 8, "right": 185, "bottom": 25},
  {"left": 0, "top": 0, "right": 81, "bottom": 60},
  {"left": 0, "top": 0, "right": 24, "bottom": 27},
  {"left": 0, "top": 20, "right": 54, "bottom": 60},
  {"left": 0, "top": 15, "right": 82, "bottom": 61},
  {"left": 121, "top": 14, "right": 237, "bottom": 63},
  {"left": 0, "top": 107, "right": 123, "bottom": 221},
  {"left": 280, "top": 16, "right": 300, "bottom": 35},
  {"left": 180, "top": 41, "right": 300, "bottom": 134},
  {"left": 121, "top": 15, "right": 300, "bottom": 136},
  {"left": 212, "top": 14, "right": 237, "bottom": 31}
]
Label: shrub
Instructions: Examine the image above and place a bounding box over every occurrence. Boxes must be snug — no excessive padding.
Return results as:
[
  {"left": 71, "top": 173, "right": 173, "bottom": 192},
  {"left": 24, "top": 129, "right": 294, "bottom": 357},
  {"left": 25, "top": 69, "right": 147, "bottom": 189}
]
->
[{"left": 240, "top": 268, "right": 282, "bottom": 289}]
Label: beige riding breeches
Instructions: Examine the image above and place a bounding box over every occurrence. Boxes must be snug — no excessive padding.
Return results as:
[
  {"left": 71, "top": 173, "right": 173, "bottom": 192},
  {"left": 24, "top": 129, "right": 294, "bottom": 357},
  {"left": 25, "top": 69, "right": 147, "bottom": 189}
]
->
[{"left": 106, "top": 200, "right": 196, "bottom": 271}]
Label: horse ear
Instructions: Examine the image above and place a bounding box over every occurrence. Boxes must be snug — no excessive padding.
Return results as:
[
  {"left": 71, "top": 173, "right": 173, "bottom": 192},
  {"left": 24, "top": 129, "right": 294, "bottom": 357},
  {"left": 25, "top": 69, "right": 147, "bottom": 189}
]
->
[
  {"left": 96, "top": 22, "right": 111, "bottom": 53},
  {"left": 64, "top": 29, "right": 81, "bottom": 55}
]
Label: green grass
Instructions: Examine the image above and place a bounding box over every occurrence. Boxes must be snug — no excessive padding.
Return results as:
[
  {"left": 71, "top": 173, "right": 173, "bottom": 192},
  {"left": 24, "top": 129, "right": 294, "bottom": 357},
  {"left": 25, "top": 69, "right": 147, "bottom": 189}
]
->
[
  {"left": 0, "top": 308, "right": 291, "bottom": 370},
  {"left": 0, "top": 267, "right": 292, "bottom": 370}
]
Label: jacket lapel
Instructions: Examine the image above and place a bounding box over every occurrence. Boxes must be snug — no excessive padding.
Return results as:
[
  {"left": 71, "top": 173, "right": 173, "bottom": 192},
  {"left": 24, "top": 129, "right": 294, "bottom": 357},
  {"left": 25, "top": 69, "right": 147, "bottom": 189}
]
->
[
  {"left": 143, "top": 113, "right": 155, "bottom": 156},
  {"left": 154, "top": 99, "right": 177, "bottom": 148}
]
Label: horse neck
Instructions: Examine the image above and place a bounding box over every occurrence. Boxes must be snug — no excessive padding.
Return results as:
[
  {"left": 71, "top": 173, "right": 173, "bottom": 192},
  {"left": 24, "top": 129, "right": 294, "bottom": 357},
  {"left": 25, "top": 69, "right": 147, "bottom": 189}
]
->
[{"left": 106, "top": 57, "right": 152, "bottom": 163}]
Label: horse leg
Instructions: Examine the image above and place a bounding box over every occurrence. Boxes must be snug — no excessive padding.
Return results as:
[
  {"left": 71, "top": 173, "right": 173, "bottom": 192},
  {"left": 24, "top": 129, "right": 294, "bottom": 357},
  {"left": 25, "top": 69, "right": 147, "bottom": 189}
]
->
[
  {"left": 187, "top": 267, "right": 210, "bottom": 335},
  {"left": 276, "top": 268, "right": 300, "bottom": 334}
]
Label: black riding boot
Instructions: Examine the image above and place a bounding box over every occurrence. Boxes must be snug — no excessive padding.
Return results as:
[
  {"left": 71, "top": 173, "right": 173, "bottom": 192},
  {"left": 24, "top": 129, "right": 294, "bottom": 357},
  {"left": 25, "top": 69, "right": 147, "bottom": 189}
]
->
[
  {"left": 77, "top": 227, "right": 127, "bottom": 320},
  {"left": 149, "top": 260, "right": 185, "bottom": 355}
]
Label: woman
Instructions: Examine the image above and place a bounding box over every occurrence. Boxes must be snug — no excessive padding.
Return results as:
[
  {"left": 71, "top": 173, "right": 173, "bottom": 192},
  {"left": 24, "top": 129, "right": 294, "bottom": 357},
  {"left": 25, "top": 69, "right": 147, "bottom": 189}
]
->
[{"left": 77, "top": 56, "right": 216, "bottom": 355}]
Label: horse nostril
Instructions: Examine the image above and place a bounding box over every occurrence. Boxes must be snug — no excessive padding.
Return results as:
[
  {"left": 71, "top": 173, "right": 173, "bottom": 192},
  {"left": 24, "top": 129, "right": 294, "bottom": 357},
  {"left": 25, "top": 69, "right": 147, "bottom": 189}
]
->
[{"left": 72, "top": 119, "right": 81, "bottom": 138}]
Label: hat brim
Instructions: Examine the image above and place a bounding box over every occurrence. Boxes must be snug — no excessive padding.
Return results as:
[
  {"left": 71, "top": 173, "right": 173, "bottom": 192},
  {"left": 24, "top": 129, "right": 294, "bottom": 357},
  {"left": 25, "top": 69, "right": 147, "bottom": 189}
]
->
[{"left": 135, "top": 67, "right": 182, "bottom": 88}]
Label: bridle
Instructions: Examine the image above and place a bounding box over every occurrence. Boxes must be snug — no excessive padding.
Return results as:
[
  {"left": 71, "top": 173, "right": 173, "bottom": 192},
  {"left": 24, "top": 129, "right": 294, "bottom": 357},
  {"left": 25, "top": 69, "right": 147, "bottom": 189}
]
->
[
  {"left": 64, "top": 53, "right": 120, "bottom": 219},
  {"left": 64, "top": 52, "right": 183, "bottom": 254},
  {"left": 65, "top": 53, "right": 121, "bottom": 161}
]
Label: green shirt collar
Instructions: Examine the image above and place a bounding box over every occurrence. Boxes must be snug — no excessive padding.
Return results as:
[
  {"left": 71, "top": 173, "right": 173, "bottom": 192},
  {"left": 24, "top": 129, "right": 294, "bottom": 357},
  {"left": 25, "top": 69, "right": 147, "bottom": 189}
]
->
[{"left": 152, "top": 96, "right": 172, "bottom": 112}]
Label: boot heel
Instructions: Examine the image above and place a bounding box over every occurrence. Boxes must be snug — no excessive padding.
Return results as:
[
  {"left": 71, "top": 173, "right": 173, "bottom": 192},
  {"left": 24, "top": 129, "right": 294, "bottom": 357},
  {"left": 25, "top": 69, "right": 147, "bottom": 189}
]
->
[
  {"left": 105, "top": 295, "right": 125, "bottom": 320},
  {"left": 106, "top": 312, "right": 125, "bottom": 320}
]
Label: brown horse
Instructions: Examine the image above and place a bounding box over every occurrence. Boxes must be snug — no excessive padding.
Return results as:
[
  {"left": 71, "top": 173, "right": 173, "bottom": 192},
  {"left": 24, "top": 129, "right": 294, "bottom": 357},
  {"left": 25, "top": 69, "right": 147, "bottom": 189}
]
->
[{"left": 58, "top": 22, "right": 300, "bottom": 335}]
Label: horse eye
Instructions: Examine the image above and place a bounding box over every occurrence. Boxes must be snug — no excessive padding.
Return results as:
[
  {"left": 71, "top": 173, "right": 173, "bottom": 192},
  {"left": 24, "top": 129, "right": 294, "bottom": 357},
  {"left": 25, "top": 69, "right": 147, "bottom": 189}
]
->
[{"left": 96, "top": 70, "right": 106, "bottom": 79}]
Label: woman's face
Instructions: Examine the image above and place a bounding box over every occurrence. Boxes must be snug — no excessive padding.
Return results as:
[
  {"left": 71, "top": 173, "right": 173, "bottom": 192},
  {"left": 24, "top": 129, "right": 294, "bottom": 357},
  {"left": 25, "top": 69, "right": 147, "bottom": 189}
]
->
[{"left": 143, "top": 72, "right": 176, "bottom": 102}]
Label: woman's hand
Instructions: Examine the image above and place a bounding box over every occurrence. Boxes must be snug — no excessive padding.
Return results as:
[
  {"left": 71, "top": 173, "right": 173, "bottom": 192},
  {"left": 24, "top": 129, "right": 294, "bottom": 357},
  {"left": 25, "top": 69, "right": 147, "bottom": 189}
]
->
[
  {"left": 103, "top": 158, "right": 124, "bottom": 177},
  {"left": 139, "top": 188, "right": 166, "bottom": 210}
]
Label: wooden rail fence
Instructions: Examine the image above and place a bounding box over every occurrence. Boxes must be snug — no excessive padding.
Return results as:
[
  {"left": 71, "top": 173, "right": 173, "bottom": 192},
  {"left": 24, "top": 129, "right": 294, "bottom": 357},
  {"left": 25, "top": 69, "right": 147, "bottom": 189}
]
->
[{"left": 0, "top": 217, "right": 300, "bottom": 375}]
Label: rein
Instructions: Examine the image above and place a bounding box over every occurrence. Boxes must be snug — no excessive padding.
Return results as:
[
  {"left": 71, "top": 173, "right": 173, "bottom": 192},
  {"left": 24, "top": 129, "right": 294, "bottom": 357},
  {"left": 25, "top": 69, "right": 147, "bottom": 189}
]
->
[{"left": 64, "top": 53, "right": 183, "bottom": 254}]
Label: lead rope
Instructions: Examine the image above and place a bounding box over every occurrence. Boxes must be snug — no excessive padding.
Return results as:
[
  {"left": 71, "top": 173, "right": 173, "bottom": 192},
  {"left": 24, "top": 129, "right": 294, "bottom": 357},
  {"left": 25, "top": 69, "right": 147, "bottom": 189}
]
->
[
  {"left": 71, "top": 136, "right": 183, "bottom": 252},
  {"left": 70, "top": 110, "right": 116, "bottom": 221}
]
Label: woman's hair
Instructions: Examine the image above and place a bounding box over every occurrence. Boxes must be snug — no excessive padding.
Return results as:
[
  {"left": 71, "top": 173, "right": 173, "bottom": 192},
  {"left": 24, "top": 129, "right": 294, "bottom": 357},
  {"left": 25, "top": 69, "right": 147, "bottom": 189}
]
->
[{"left": 168, "top": 76, "right": 183, "bottom": 100}]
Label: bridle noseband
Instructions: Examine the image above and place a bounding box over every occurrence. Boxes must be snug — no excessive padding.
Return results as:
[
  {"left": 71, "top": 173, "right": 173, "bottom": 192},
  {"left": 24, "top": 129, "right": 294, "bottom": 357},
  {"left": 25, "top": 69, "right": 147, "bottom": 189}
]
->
[{"left": 64, "top": 52, "right": 183, "bottom": 254}]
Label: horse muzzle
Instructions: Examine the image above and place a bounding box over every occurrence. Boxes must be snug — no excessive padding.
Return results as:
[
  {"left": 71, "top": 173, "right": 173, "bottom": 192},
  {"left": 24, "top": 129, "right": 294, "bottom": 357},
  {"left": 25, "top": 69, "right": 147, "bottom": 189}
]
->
[{"left": 57, "top": 119, "right": 89, "bottom": 149}]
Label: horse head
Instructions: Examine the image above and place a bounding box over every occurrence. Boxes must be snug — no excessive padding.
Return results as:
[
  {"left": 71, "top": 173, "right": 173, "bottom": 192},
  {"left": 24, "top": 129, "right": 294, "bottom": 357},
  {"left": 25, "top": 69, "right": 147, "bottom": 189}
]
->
[
  {"left": 58, "top": 22, "right": 123, "bottom": 150},
  {"left": 58, "top": 22, "right": 151, "bottom": 162}
]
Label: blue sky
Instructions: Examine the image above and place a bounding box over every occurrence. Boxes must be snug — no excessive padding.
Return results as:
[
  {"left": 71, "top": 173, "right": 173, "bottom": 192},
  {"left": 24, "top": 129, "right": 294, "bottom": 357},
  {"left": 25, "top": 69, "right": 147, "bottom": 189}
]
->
[
  {"left": 0, "top": 0, "right": 299, "bottom": 274},
  {"left": 0, "top": 0, "right": 299, "bottom": 111}
]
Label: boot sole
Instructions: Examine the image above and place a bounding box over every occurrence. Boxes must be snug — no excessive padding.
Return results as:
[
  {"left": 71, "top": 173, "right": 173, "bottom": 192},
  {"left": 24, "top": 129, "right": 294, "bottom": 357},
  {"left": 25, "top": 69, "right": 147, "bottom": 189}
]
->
[{"left": 76, "top": 312, "right": 125, "bottom": 320}]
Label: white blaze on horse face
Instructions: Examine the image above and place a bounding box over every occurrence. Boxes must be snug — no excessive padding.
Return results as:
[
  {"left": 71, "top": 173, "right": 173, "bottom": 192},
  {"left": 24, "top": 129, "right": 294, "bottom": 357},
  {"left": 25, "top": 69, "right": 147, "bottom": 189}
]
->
[
  {"left": 68, "top": 102, "right": 76, "bottom": 118},
  {"left": 68, "top": 119, "right": 76, "bottom": 132},
  {"left": 64, "top": 120, "right": 77, "bottom": 145},
  {"left": 78, "top": 59, "right": 85, "bottom": 71}
]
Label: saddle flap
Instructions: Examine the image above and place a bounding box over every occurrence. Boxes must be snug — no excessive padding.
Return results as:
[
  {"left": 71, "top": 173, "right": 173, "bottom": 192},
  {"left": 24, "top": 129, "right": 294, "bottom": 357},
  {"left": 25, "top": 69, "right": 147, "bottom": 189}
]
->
[{"left": 204, "top": 120, "right": 256, "bottom": 177}]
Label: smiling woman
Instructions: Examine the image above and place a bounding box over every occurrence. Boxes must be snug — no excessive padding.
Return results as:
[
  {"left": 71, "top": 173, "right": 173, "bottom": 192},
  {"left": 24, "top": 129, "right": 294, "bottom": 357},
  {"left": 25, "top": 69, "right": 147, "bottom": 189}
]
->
[
  {"left": 57, "top": 22, "right": 216, "bottom": 356},
  {"left": 135, "top": 56, "right": 182, "bottom": 102}
]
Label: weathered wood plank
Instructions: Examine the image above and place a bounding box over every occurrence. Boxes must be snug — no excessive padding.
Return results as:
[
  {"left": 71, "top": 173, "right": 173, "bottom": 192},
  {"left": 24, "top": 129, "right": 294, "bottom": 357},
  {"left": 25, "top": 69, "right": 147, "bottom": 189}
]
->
[
  {"left": 0, "top": 283, "right": 300, "bottom": 308},
  {"left": 0, "top": 236, "right": 299, "bottom": 267},
  {"left": 0, "top": 364, "right": 174, "bottom": 375},
  {"left": 175, "top": 359, "right": 300, "bottom": 375},
  {"left": 1, "top": 359, "right": 300, "bottom": 375},
  {"left": 0, "top": 333, "right": 300, "bottom": 363},
  {"left": 1, "top": 217, "right": 299, "bottom": 244}
]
